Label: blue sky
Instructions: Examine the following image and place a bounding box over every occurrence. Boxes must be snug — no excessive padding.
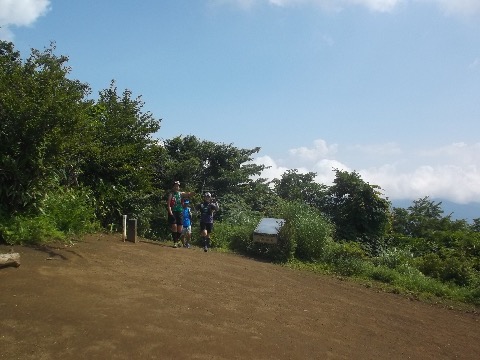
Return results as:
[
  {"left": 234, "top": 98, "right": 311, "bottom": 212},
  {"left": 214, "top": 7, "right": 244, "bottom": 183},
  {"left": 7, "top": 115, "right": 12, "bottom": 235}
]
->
[{"left": 2, "top": 0, "right": 480, "bottom": 204}]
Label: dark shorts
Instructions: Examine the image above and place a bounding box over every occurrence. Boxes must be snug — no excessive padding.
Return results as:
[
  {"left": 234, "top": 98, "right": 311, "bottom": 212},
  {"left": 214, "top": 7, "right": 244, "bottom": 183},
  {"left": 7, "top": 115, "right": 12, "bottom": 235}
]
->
[
  {"left": 200, "top": 222, "right": 213, "bottom": 233},
  {"left": 168, "top": 211, "right": 183, "bottom": 226}
]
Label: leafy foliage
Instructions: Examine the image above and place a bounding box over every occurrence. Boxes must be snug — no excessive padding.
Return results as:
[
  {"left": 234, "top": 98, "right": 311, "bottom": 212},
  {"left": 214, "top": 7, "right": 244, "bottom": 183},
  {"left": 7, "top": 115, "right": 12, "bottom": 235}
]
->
[
  {"left": 320, "top": 241, "right": 368, "bottom": 276},
  {"left": 324, "top": 170, "right": 391, "bottom": 249},
  {"left": 79, "top": 82, "right": 161, "bottom": 229},
  {"left": 274, "top": 200, "right": 333, "bottom": 261},
  {"left": 389, "top": 196, "right": 480, "bottom": 289},
  {"left": 41, "top": 186, "right": 99, "bottom": 235},
  {"left": 0, "top": 213, "right": 65, "bottom": 245},
  {"left": 273, "top": 169, "right": 327, "bottom": 209},
  {"left": 159, "top": 135, "right": 266, "bottom": 197},
  {"left": 0, "top": 41, "right": 91, "bottom": 214},
  {"left": 0, "top": 185, "right": 98, "bottom": 245}
]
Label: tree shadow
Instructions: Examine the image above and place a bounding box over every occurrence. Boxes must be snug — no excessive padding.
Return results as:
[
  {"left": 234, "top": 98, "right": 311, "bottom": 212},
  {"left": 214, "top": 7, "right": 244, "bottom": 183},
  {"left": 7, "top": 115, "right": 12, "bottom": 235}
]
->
[{"left": 25, "top": 243, "right": 82, "bottom": 260}]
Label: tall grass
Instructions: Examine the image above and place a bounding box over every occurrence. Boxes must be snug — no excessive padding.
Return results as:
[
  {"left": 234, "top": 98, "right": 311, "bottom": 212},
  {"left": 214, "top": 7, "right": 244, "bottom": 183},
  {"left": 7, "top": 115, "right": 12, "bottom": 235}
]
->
[
  {"left": 0, "top": 186, "right": 99, "bottom": 245},
  {"left": 276, "top": 200, "right": 333, "bottom": 261}
]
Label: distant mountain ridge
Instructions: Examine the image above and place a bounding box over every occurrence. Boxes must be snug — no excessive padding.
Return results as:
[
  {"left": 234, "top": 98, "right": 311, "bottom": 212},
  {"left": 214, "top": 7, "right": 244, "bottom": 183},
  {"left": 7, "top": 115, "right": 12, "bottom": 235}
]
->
[{"left": 391, "top": 199, "right": 480, "bottom": 223}]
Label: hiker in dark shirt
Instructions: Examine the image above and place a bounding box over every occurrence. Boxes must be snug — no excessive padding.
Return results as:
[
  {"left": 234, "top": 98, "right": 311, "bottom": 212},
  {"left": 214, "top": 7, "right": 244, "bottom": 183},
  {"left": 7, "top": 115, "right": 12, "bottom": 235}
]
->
[{"left": 195, "top": 192, "right": 219, "bottom": 252}]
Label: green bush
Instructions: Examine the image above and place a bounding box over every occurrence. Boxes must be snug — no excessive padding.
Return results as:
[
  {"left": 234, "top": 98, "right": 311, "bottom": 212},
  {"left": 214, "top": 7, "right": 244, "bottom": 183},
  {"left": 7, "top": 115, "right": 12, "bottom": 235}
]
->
[
  {"left": 374, "top": 247, "right": 413, "bottom": 270},
  {"left": 366, "top": 264, "right": 400, "bottom": 284},
  {"left": 453, "top": 231, "right": 480, "bottom": 257},
  {"left": 240, "top": 200, "right": 333, "bottom": 263},
  {"left": 441, "top": 256, "right": 475, "bottom": 286},
  {"left": 465, "top": 284, "right": 480, "bottom": 306},
  {"left": 415, "top": 252, "right": 475, "bottom": 287},
  {"left": 0, "top": 186, "right": 98, "bottom": 245},
  {"left": 0, "top": 214, "right": 65, "bottom": 245},
  {"left": 211, "top": 222, "right": 255, "bottom": 250},
  {"left": 391, "top": 235, "right": 439, "bottom": 256},
  {"left": 42, "top": 186, "right": 98, "bottom": 235},
  {"left": 273, "top": 200, "right": 333, "bottom": 261},
  {"left": 321, "top": 241, "right": 368, "bottom": 276}
]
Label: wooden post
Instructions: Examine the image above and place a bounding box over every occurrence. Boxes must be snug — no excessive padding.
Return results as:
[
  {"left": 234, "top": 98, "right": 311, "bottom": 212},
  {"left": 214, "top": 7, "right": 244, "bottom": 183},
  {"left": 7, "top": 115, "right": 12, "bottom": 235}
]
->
[
  {"left": 122, "top": 215, "right": 127, "bottom": 242},
  {"left": 127, "top": 218, "right": 137, "bottom": 243}
]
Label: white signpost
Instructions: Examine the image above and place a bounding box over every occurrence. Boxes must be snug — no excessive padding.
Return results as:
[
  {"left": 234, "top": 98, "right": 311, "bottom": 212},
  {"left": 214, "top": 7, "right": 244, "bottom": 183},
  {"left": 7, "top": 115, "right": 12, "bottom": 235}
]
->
[{"left": 253, "top": 218, "right": 285, "bottom": 244}]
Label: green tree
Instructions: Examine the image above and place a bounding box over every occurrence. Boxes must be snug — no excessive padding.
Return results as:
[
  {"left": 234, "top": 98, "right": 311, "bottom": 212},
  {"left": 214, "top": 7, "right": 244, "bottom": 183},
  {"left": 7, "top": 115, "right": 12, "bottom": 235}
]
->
[
  {"left": 391, "top": 207, "right": 410, "bottom": 235},
  {"left": 79, "top": 81, "right": 161, "bottom": 230},
  {"left": 242, "top": 178, "right": 279, "bottom": 215},
  {"left": 273, "top": 169, "right": 328, "bottom": 209},
  {"left": 0, "top": 41, "right": 91, "bottom": 214},
  {"left": 391, "top": 197, "right": 478, "bottom": 256},
  {"left": 471, "top": 218, "right": 480, "bottom": 232},
  {"left": 405, "top": 197, "right": 446, "bottom": 238},
  {"left": 159, "top": 135, "right": 266, "bottom": 199},
  {"left": 325, "top": 169, "right": 391, "bottom": 252}
]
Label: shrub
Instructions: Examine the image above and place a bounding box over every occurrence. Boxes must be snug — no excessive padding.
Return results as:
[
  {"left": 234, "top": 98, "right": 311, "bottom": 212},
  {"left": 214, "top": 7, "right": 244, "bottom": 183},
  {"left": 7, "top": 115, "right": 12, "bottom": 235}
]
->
[
  {"left": 0, "top": 186, "right": 98, "bottom": 245},
  {"left": 373, "top": 247, "right": 413, "bottom": 270},
  {"left": 441, "top": 256, "right": 474, "bottom": 286},
  {"left": 415, "top": 252, "right": 475, "bottom": 287},
  {"left": 211, "top": 222, "right": 255, "bottom": 250},
  {"left": 465, "top": 283, "right": 480, "bottom": 305},
  {"left": 273, "top": 200, "right": 333, "bottom": 261},
  {"left": 367, "top": 264, "right": 400, "bottom": 284},
  {"left": 0, "top": 214, "right": 65, "bottom": 245},
  {"left": 321, "top": 241, "right": 368, "bottom": 276},
  {"left": 41, "top": 186, "right": 98, "bottom": 235}
]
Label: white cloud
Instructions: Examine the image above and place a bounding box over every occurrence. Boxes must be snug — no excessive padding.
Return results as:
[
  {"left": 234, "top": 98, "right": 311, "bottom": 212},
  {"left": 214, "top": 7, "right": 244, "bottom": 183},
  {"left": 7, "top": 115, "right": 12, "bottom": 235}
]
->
[
  {"left": 347, "top": 0, "right": 403, "bottom": 12},
  {"left": 361, "top": 164, "right": 480, "bottom": 203},
  {"left": 216, "top": 0, "right": 403, "bottom": 12},
  {"left": 253, "top": 139, "right": 480, "bottom": 203},
  {"left": 215, "top": 0, "right": 480, "bottom": 16},
  {"left": 427, "top": 0, "right": 480, "bottom": 17},
  {"left": 288, "top": 139, "right": 338, "bottom": 162},
  {"left": 269, "top": 0, "right": 403, "bottom": 12},
  {"left": 0, "top": 0, "right": 50, "bottom": 40},
  {"left": 418, "top": 142, "right": 480, "bottom": 166},
  {"left": 250, "top": 155, "right": 291, "bottom": 181},
  {"left": 312, "top": 159, "right": 350, "bottom": 183}
]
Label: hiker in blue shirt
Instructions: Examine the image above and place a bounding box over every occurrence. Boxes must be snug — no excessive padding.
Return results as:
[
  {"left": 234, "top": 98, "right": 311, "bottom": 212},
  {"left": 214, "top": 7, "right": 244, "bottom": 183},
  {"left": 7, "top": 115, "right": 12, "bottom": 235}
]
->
[{"left": 180, "top": 199, "right": 193, "bottom": 248}]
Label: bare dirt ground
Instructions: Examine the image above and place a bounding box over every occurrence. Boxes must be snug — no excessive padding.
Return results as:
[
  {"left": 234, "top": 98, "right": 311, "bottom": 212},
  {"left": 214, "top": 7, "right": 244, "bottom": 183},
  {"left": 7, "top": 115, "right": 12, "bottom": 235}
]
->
[{"left": 1, "top": 233, "right": 479, "bottom": 360}]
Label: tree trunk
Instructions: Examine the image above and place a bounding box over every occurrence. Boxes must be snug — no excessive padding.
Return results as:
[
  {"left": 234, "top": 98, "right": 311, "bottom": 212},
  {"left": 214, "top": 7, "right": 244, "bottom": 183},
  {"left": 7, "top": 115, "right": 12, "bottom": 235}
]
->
[{"left": 0, "top": 253, "right": 20, "bottom": 268}]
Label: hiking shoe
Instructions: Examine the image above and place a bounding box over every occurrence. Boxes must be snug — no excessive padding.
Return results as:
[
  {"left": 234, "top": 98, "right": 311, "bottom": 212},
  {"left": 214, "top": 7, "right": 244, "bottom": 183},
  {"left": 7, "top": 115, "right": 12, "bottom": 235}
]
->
[
  {"left": 204, "top": 245, "right": 208, "bottom": 252},
  {"left": 185, "top": 243, "right": 190, "bottom": 249}
]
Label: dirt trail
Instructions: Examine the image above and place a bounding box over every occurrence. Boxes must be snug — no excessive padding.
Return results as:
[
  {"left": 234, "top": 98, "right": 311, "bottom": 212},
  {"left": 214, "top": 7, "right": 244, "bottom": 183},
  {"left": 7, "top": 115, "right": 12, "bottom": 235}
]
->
[{"left": 1, "top": 234, "right": 479, "bottom": 360}]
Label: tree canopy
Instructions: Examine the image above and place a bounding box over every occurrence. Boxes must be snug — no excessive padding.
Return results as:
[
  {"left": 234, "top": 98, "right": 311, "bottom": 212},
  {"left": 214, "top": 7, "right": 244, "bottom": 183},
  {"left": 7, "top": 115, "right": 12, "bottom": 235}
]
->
[{"left": 0, "top": 42, "right": 91, "bottom": 214}]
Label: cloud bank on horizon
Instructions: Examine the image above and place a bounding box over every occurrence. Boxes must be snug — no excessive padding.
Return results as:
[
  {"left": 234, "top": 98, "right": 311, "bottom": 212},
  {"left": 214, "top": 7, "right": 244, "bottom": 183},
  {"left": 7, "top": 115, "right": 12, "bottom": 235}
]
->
[{"left": 252, "top": 140, "right": 480, "bottom": 204}]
